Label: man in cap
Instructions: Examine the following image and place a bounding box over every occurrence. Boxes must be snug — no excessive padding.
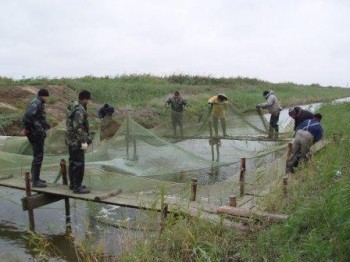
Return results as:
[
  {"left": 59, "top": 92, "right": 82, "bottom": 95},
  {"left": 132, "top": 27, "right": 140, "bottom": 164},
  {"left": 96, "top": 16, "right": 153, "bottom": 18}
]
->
[
  {"left": 256, "top": 90, "right": 282, "bottom": 139},
  {"left": 166, "top": 91, "right": 187, "bottom": 137},
  {"left": 22, "top": 88, "right": 50, "bottom": 187},
  {"left": 286, "top": 113, "right": 323, "bottom": 173},
  {"left": 288, "top": 106, "right": 314, "bottom": 131},
  {"left": 66, "top": 90, "right": 92, "bottom": 194},
  {"left": 208, "top": 94, "right": 229, "bottom": 137}
]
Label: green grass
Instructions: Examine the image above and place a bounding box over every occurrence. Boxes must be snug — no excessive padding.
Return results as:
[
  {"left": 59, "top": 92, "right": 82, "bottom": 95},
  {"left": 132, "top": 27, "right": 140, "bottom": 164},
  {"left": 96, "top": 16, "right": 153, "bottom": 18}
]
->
[{"left": 1, "top": 75, "right": 349, "bottom": 111}]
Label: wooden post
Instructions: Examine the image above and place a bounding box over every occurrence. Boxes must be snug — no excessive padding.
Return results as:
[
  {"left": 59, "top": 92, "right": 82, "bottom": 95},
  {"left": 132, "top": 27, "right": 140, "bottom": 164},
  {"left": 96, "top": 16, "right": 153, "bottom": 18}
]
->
[
  {"left": 25, "top": 172, "right": 35, "bottom": 231},
  {"left": 283, "top": 176, "right": 288, "bottom": 198},
  {"left": 190, "top": 178, "right": 198, "bottom": 201},
  {"left": 60, "top": 159, "right": 68, "bottom": 185},
  {"left": 229, "top": 195, "right": 237, "bottom": 207},
  {"left": 160, "top": 203, "right": 168, "bottom": 233},
  {"left": 60, "top": 159, "right": 71, "bottom": 231},
  {"left": 240, "top": 158, "right": 246, "bottom": 197}
]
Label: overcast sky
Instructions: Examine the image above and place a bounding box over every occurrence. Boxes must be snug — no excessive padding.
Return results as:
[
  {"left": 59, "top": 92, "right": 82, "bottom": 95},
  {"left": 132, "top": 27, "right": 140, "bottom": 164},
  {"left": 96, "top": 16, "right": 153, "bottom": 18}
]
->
[{"left": 0, "top": 0, "right": 349, "bottom": 86}]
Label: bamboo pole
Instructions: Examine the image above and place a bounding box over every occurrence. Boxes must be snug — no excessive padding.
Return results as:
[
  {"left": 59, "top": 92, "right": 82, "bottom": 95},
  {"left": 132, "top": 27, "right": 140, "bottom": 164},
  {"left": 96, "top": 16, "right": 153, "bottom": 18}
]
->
[
  {"left": 240, "top": 158, "right": 246, "bottom": 197},
  {"left": 190, "top": 178, "right": 198, "bottom": 201},
  {"left": 94, "top": 189, "right": 122, "bottom": 201},
  {"left": 25, "top": 172, "right": 35, "bottom": 231}
]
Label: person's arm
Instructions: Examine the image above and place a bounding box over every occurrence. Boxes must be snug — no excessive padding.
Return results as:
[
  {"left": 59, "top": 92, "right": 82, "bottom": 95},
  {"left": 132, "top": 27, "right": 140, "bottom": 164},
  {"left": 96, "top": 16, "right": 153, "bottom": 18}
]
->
[{"left": 259, "top": 96, "right": 274, "bottom": 109}]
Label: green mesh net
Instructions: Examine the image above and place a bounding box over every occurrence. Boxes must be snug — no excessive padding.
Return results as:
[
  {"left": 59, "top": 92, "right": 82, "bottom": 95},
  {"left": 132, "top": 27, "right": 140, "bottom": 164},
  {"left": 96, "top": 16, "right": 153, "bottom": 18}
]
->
[{"left": 0, "top": 104, "right": 294, "bottom": 209}]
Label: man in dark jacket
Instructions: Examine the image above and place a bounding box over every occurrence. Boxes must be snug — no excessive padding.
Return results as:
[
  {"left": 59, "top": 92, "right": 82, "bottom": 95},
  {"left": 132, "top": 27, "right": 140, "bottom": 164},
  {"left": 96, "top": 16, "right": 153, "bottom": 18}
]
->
[
  {"left": 22, "top": 89, "right": 50, "bottom": 187},
  {"left": 288, "top": 106, "right": 314, "bottom": 131},
  {"left": 286, "top": 113, "right": 323, "bottom": 173},
  {"left": 98, "top": 104, "right": 115, "bottom": 119},
  {"left": 166, "top": 91, "right": 187, "bottom": 137},
  {"left": 65, "top": 90, "right": 92, "bottom": 194}
]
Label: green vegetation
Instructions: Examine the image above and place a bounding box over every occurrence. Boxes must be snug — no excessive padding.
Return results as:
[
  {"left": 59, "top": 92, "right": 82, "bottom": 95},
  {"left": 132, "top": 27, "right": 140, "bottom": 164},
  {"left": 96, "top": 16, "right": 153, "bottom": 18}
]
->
[
  {"left": 1, "top": 75, "right": 349, "bottom": 135},
  {"left": 117, "top": 102, "right": 350, "bottom": 261},
  {"left": 1, "top": 75, "right": 349, "bottom": 110}
]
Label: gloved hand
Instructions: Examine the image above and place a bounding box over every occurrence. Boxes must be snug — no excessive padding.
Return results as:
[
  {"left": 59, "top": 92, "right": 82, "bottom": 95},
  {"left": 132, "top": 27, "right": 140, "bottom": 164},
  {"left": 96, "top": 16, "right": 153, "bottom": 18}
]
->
[{"left": 81, "top": 142, "right": 88, "bottom": 151}]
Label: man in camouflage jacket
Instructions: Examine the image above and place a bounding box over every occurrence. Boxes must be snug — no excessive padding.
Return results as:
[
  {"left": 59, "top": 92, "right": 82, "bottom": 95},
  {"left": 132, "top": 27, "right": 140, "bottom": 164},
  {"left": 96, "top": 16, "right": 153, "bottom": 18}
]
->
[
  {"left": 22, "top": 89, "right": 50, "bottom": 187},
  {"left": 65, "top": 90, "right": 92, "bottom": 194}
]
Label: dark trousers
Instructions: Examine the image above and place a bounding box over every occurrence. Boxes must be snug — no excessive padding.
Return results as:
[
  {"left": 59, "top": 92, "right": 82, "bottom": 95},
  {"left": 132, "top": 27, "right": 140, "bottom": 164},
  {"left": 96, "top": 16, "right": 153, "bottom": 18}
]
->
[
  {"left": 270, "top": 111, "right": 280, "bottom": 133},
  {"left": 68, "top": 146, "right": 85, "bottom": 190},
  {"left": 171, "top": 112, "right": 184, "bottom": 136},
  {"left": 29, "top": 138, "right": 45, "bottom": 182}
]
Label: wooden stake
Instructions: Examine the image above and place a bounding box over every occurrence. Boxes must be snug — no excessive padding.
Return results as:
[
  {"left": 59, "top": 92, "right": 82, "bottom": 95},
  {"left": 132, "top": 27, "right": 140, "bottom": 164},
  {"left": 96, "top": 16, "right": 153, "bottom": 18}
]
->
[
  {"left": 283, "top": 176, "right": 288, "bottom": 198},
  {"left": 25, "top": 172, "right": 35, "bottom": 231},
  {"left": 229, "top": 195, "right": 237, "bottom": 207},
  {"left": 60, "top": 159, "right": 68, "bottom": 185},
  {"left": 240, "top": 158, "right": 246, "bottom": 197},
  {"left": 190, "top": 178, "right": 198, "bottom": 201}
]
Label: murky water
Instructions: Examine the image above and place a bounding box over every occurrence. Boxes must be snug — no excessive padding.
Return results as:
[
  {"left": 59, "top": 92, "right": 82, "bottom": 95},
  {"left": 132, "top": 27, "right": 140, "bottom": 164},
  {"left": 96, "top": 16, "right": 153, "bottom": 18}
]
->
[{"left": 0, "top": 98, "right": 348, "bottom": 261}]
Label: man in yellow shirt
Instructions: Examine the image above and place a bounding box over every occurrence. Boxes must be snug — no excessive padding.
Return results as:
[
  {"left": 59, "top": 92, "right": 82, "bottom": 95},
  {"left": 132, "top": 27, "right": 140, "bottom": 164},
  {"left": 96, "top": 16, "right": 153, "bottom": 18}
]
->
[{"left": 208, "top": 94, "right": 228, "bottom": 136}]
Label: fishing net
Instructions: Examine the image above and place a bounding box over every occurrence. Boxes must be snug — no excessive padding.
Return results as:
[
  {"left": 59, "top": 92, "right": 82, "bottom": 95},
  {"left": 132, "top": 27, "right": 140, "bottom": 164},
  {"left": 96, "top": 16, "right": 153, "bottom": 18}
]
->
[{"left": 0, "top": 104, "right": 295, "bottom": 208}]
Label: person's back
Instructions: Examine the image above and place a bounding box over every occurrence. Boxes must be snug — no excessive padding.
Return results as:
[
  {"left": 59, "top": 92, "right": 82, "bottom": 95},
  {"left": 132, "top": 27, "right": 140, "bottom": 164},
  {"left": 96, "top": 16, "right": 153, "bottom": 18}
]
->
[
  {"left": 296, "top": 117, "right": 323, "bottom": 143},
  {"left": 295, "top": 109, "right": 314, "bottom": 131},
  {"left": 167, "top": 96, "right": 186, "bottom": 113},
  {"left": 98, "top": 104, "right": 115, "bottom": 119},
  {"left": 208, "top": 95, "right": 227, "bottom": 119},
  {"left": 66, "top": 100, "right": 89, "bottom": 147}
]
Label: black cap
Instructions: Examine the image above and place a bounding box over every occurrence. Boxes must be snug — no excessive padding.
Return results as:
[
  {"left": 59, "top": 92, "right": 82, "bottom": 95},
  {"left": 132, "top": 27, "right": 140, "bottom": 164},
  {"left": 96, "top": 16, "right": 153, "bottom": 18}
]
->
[
  {"left": 38, "top": 88, "right": 49, "bottom": 97},
  {"left": 217, "top": 94, "right": 228, "bottom": 101},
  {"left": 79, "top": 90, "right": 91, "bottom": 100}
]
